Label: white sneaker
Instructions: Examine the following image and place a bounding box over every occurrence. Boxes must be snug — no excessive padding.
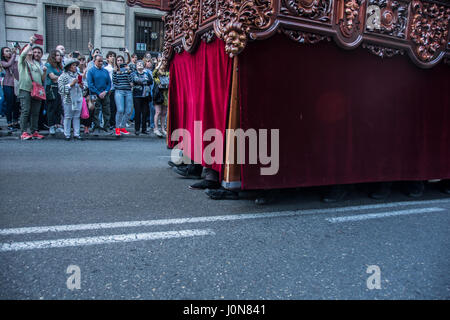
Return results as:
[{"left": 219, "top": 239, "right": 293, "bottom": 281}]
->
[
  {"left": 56, "top": 127, "right": 64, "bottom": 133},
  {"left": 153, "top": 129, "right": 163, "bottom": 137},
  {"left": 161, "top": 128, "right": 167, "bottom": 137},
  {"left": 49, "top": 126, "right": 56, "bottom": 135}
]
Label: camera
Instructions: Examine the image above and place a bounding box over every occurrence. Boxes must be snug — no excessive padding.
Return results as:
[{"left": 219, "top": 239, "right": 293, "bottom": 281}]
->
[{"left": 72, "top": 52, "right": 80, "bottom": 59}]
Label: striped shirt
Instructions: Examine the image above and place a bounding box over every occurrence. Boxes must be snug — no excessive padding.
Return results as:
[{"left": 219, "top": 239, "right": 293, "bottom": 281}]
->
[{"left": 112, "top": 69, "right": 132, "bottom": 91}]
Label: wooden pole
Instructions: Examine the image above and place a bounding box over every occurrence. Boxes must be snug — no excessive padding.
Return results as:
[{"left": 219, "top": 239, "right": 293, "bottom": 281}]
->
[{"left": 222, "top": 55, "right": 241, "bottom": 190}]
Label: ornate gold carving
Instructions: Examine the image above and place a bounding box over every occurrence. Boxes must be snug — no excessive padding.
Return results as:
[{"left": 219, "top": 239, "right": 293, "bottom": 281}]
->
[
  {"left": 215, "top": 0, "right": 275, "bottom": 57},
  {"left": 283, "top": 29, "right": 331, "bottom": 43},
  {"left": 162, "top": 12, "right": 174, "bottom": 66},
  {"left": 162, "top": 0, "right": 450, "bottom": 68},
  {"left": 182, "top": 0, "right": 201, "bottom": 49},
  {"left": 363, "top": 43, "right": 405, "bottom": 58},
  {"left": 366, "top": 0, "right": 408, "bottom": 38},
  {"left": 335, "top": 0, "right": 363, "bottom": 38},
  {"left": 174, "top": 44, "right": 184, "bottom": 53},
  {"left": 201, "top": 29, "right": 217, "bottom": 42},
  {"left": 201, "top": 0, "right": 217, "bottom": 22},
  {"left": 410, "top": 0, "right": 450, "bottom": 62},
  {"left": 174, "top": 7, "right": 184, "bottom": 37},
  {"left": 344, "top": 0, "right": 360, "bottom": 33},
  {"left": 281, "top": 0, "right": 332, "bottom": 22}
]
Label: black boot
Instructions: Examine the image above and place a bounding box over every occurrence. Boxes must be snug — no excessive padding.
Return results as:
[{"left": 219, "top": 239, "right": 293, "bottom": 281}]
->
[
  {"left": 439, "top": 180, "right": 450, "bottom": 195},
  {"left": 322, "top": 185, "right": 349, "bottom": 203},
  {"left": 405, "top": 181, "right": 424, "bottom": 198},
  {"left": 205, "top": 188, "right": 239, "bottom": 200},
  {"left": 370, "top": 182, "right": 392, "bottom": 200},
  {"left": 168, "top": 160, "right": 187, "bottom": 168},
  {"left": 255, "top": 190, "right": 277, "bottom": 205},
  {"left": 189, "top": 180, "right": 221, "bottom": 190},
  {"left": 172, "top": 164, "right": 203, "bottom": 179}
]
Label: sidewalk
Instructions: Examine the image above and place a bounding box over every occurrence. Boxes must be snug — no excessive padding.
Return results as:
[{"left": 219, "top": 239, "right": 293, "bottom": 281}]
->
[{"left": 0, "top": 116, "right": 166, "bottom": 141}]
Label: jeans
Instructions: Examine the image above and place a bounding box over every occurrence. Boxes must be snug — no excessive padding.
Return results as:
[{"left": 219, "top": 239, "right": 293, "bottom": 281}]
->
[
  {"left": 149, "top": 101, "right": 155, "bottom": 129},
  {"left": 114, "top": 90, "right": 133, "bottom": 129},
  {"left": 93, "top": 94, "right": 111, "bottom": 130},
  {"left": 63, "top": 103, "right": 81, "bottom": 138},
  {"left": 3, "top": 85, "right": 20, "bottom": 124},
  {"left": 19, "top": 89, "right": 41, "bottom": 133}
]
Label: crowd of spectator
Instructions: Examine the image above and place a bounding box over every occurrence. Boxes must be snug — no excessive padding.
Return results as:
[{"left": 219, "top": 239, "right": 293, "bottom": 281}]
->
[{"left": 0, "top": 36, "right": 169, "bottom": 140}]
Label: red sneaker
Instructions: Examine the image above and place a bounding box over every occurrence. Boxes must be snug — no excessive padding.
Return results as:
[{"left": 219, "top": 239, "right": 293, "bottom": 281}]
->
[
  {"left": 21, "top": 132, "right": 32, "bottom": 140},
  {"left": 120, "top": 128, "right": 130, "bottom": 135},
  {"left": 115, "top": 128, "right": 121, "bottom": 137},
  {"left": 32, "top": 131, "right": 44, "bottom": 140}
]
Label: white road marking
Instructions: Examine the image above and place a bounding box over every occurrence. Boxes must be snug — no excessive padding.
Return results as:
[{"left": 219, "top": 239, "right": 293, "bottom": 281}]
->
[
  {"left": 1, "top": 198, "right": 450, "bottom": 236},
  {"left": 0, "top": 229, "right": 215, "bottom": 252},
  {"left": 326, "top": 207, "right": 446, "bottom": 223}
]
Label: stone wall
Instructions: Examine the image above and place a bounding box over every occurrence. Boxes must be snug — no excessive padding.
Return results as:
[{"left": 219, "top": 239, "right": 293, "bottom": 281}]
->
[{"left": 0, "top": 0, "right": 164, "bottom": 54}]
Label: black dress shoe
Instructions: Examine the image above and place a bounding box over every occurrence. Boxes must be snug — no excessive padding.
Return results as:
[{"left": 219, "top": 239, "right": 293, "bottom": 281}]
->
[
  {"left": 370, "top": 182, "right": 392, "bottom": 200},
  {"left": 65, "top": 137, "right": 71, "bottom": 141},
  {"left": 172, "top": 164, "right": 202, "bottom": 179},
  {"left": 205, "top": 188, "right": 239, "bottom": 200},
  {"left": 405, "top": 181, "right": 424, "bottom": 198},
  {"left": 322, "top": 185, "right": 349, "bottom": 203},
  {"left": 74, "top": 136, "right": 83, "bottom": 141},
  {"left": 167, "top": 161, "right": 182, "bottom": 168},
  {"left": 189, "top": 180, "right": 220, "bottom": 190},
  {"left": 254, "top": 190, "right": 278, "bottom": 205},
  {"left": 440, "top": 180, "right": 450, "bottom": 194}
]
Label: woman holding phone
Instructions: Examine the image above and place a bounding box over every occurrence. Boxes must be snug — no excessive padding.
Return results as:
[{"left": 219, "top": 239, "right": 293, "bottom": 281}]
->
[
  {"left": 0, "top": 45, "right": 20, "bottom": 132},
  {"left": 45, "top": 49, "right": 64, "bottom": 135},
  {"left": 58, "top": 59, "right": 84, "bottom": 140},
  {"left": 112, "top": 55, "right": 133, "bottom": 137}
]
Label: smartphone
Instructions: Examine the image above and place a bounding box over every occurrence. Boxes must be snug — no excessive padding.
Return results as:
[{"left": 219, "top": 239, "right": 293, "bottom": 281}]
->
[
  {"left": 119, "top": 48, "right": 126, "bottom": 52},
  {"left": 13, "top": 42, "right": 20, "bottom": 48},
  {"left": 34, "top": 34, "right": 44, "bottom": 45},
  {"left": 72, "top": 52, "right": 80, "bottom": 59}
]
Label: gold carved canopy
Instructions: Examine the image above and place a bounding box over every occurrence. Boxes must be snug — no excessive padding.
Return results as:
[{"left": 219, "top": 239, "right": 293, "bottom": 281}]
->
[{"left": 161, "top": 0, "right": 450, "bottom": 68}]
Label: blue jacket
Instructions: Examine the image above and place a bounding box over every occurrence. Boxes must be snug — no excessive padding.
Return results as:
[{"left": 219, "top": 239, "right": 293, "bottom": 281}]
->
[{"left": 87, "top": 66, "right": 111, "bottom": 96}]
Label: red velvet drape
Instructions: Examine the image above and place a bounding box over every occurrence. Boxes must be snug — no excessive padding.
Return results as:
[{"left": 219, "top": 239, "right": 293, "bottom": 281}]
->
[
  {"left": 239, "top": 35, "right": 450, "bottom": 190},
  {"left": 168, "top": 38, "right": 233, "bottom": 176}
]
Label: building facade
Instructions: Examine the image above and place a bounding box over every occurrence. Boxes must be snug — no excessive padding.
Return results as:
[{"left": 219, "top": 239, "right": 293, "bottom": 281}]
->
[{"left": 0, "top": 0, "right": 168, "bottom": 57}]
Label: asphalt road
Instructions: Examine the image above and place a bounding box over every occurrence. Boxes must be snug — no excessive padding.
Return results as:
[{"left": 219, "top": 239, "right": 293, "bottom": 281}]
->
[{"left": 0, "top": 136, "right": 449, "bottom": 300}]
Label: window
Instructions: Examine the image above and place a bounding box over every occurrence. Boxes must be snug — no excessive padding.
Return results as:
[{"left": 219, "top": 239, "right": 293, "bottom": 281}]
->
[
  {"left": 135, "top": 16, "right": 164, "bottom": 56},
  {"left": 45, "top": 5, "right": 94, "bottom": 54}
]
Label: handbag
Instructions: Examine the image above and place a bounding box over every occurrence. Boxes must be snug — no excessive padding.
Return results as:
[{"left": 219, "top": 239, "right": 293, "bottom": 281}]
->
[
  {"left": 81, "top": 97, "right": 89, "bottom": 119},
  {"left": 26, "top": 62, "right": 46, "bottom": 101}
]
